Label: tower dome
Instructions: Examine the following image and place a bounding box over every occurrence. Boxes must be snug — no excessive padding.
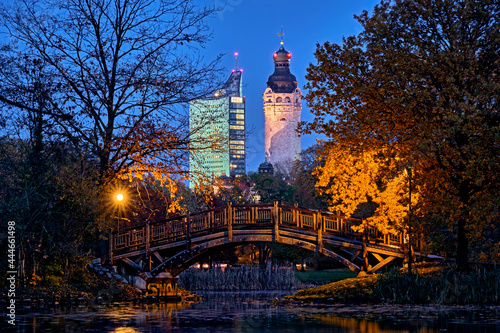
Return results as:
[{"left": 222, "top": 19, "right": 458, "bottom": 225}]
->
[
  {"left": 273, "top": 47, "right": 291, "bottom": 62},
  {"left": 266, "top": 45, "right": 297, "bottom": 93}
]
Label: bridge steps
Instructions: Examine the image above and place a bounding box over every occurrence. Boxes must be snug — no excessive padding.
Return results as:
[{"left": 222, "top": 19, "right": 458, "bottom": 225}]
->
[{"left": 88, "top": 258, "right": 146, "bottom": 290}]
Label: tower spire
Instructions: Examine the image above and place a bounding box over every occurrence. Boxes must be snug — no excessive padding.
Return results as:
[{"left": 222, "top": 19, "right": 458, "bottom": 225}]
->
[
  {"left": 234, "top": 51, "right": 239, "bottom": 71},
  {"left": 277, "top": 26, "right": 284, "bottom": 46}
]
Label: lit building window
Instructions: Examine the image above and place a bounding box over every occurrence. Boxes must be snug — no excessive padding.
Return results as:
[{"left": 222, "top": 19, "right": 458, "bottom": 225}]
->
[{"left": 230, "top": 109, "right": 245, "bottom": 113}]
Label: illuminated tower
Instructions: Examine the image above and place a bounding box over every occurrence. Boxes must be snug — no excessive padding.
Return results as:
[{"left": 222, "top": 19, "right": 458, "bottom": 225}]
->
[{"left": 263, "top": 31, "right": 302, "bottom": 169}]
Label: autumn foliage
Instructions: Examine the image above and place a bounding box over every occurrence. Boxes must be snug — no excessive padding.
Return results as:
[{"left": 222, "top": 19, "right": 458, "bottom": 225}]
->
[{"left": 304, "top": 0, "right": 500, "bottom": 267}]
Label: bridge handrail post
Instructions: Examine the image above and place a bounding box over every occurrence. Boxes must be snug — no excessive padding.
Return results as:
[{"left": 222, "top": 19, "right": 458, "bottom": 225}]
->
[
  {"left": 273, "top": 201, "right": 280, "bottom": 242},
  {"left": 209, "top": 211, "right": 213, "bottom": 233},
  {"left": 277, "top": 202, "right": 281, "bottom": 226},
  {"left": 316, "top": 211, "right": 323, "bottom": 254},
  {"left": 145, "top": 220, "right": 151, "bottom": 272},
  {"left": 340, "top": 214, "right": 345, "bottom": 235},
  {"left": 294, "top": 203, "right": 298, "bottom": 227},
  {"left": 362, "top": 228, "right": 369, "bottom": 272},
  {"left": 186, "top": 212, "right": 191, "bottom": 254},
  {"left": 228, "top": 203, "right": 233, "bottom": 242},
  {"left": 108, "top": 228, "right": 114, "bottom": 265},
  {"left": 313, "top": 211, "right": 317, "bottom": 230}
]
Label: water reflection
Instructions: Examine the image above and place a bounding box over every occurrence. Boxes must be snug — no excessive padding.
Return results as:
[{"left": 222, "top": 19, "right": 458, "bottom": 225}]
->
[
  {"left": 5, "top": 292, "right": 500, "bottom": 332},
  {"left": 285, "top": 304, "right": 500, "bottom": 333}
]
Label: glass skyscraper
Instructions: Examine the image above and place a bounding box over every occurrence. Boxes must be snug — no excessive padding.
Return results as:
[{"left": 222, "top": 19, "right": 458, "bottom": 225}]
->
[{"left": 189, "top": 69, "right": 246, "bottom": 187}]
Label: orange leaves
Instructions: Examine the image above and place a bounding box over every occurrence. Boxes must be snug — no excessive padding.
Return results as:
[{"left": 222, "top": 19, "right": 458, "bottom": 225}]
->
[
  {"left": 372, "top": 172, "right": 418, "bottom": 234},
  {"left": 316, "top": 143, "right": 415, "bottom": 234},
  {"left": 316, "top": 144, "right": 379, "bottom": 218}
]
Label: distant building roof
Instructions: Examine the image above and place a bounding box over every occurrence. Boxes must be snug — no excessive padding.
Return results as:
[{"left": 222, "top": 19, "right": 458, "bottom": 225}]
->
[
  {"left": 222, "top": 70, "right": 243, "bottom": 97},
  {"left": 258, "top": 161, "right": 274, "bottom": 175},
  {"left": 202, "top": 70, "right": 243, "bottom": 100}
]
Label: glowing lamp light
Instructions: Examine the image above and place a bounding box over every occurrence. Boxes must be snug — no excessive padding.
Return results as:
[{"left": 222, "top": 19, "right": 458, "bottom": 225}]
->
[
  {"left": 240, "top": 68, "right": 243, "bottom": 72},
  {"left": 287, "top": 52, "right": 291, "bottom": 58},
  {"left": 117, "top": 193, "right": 124, "bottom": 202},
  {"left": 273, "top": 52, "right": 278, "bottom": 58},
  {"left": 234, "top": 52, "right": 239, "bottom": 56},
  {"left": 232, "top": 69, "right": 235, "bottom": 72}
]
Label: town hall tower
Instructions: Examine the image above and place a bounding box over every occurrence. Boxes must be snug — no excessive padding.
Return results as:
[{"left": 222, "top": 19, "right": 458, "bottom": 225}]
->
[{"left": 263, "top": 33, "right": 302, "bottom": 169}]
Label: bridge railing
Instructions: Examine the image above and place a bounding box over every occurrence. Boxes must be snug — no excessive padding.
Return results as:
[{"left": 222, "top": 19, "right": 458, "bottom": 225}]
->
[{"left": 109, "top": 203, "right": 403, "bottom": 256}]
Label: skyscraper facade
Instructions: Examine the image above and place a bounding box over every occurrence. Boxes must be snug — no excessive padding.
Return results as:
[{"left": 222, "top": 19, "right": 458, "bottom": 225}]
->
[
  {"left": 189, "top": 69, "right": 246, "bottom": 187},
  {"left": 263, "top": 41, "right": 302, "bottom": 169}
]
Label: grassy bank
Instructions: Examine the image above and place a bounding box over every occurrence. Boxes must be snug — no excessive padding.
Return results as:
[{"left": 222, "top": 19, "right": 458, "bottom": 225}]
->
[
  {"left": 286, "top": 264, "right": 500, "bottom": 305},
  {"left": 295, "top": 269, "right": 357, "bottom": 285},
  {"left": 287, "top": 275, "right": 379, "bottom": 303},
  {"left": 2, "top": 273, "right": 142, "bottom": 305}
]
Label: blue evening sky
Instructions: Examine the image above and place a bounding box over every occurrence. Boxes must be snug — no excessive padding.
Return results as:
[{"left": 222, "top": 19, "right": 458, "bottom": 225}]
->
[
  {"left": 201, "top": 0, "right": 380, "bottom": 172},
  {"left": 0, "top": 0, "right": 380, "bottom": 173}
]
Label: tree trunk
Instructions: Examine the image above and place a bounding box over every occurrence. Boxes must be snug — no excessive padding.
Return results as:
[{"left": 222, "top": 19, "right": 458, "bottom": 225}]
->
[
  {"left": 456, "top": 180, "right": 471, "bottom": 271},
  {"left": 362, "top": 231, "right": 369, "bottom": 272},
  {"left": 456, "top": 217, "right": 469, "bottom": 271}
]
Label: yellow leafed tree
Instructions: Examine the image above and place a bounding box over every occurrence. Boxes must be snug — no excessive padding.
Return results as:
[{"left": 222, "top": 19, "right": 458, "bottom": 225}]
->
[{"left": 316, "top": 143, "right": 415, "bottom": 236}]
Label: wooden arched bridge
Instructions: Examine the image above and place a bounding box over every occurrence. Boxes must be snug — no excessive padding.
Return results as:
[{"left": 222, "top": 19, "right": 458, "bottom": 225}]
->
[{"left": 107, "top": 203, "right": 410, "bottom": 280}]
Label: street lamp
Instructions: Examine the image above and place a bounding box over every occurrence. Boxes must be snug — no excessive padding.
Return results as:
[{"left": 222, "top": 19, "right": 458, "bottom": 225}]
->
[{"left": 116, "top": 193, "right": 124, "bottom": 231}]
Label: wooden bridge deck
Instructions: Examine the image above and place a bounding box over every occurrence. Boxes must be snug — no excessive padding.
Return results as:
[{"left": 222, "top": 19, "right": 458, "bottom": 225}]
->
[{"left": 108, "top": 203, "right": 407, "bottom": 276}]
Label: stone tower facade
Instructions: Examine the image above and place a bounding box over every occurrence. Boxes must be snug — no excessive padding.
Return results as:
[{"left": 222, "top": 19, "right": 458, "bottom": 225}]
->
[{"left": 263, "top": 43, "right": 302, "bottom": 169}]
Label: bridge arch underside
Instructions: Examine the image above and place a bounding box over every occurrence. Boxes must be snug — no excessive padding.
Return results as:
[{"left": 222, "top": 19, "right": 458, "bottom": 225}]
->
[{"left": 113, "top": 227, "right": 404, "bottom": 277}]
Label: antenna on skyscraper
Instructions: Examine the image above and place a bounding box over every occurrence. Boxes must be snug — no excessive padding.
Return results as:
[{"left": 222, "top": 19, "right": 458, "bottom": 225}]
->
[{"left": 234, "top": 52, "right": 239, "bottom": 71}]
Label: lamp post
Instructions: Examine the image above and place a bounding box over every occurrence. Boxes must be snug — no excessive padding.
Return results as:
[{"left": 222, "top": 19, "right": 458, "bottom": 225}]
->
[{"left": 116, "top": 193, "right": 124, "bottom": 232}]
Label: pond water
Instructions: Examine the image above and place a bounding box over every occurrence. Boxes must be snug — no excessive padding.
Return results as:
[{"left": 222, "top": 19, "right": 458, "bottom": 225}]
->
[{"left": 4, "top": 291, "right": 500, "bottom": 332}]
